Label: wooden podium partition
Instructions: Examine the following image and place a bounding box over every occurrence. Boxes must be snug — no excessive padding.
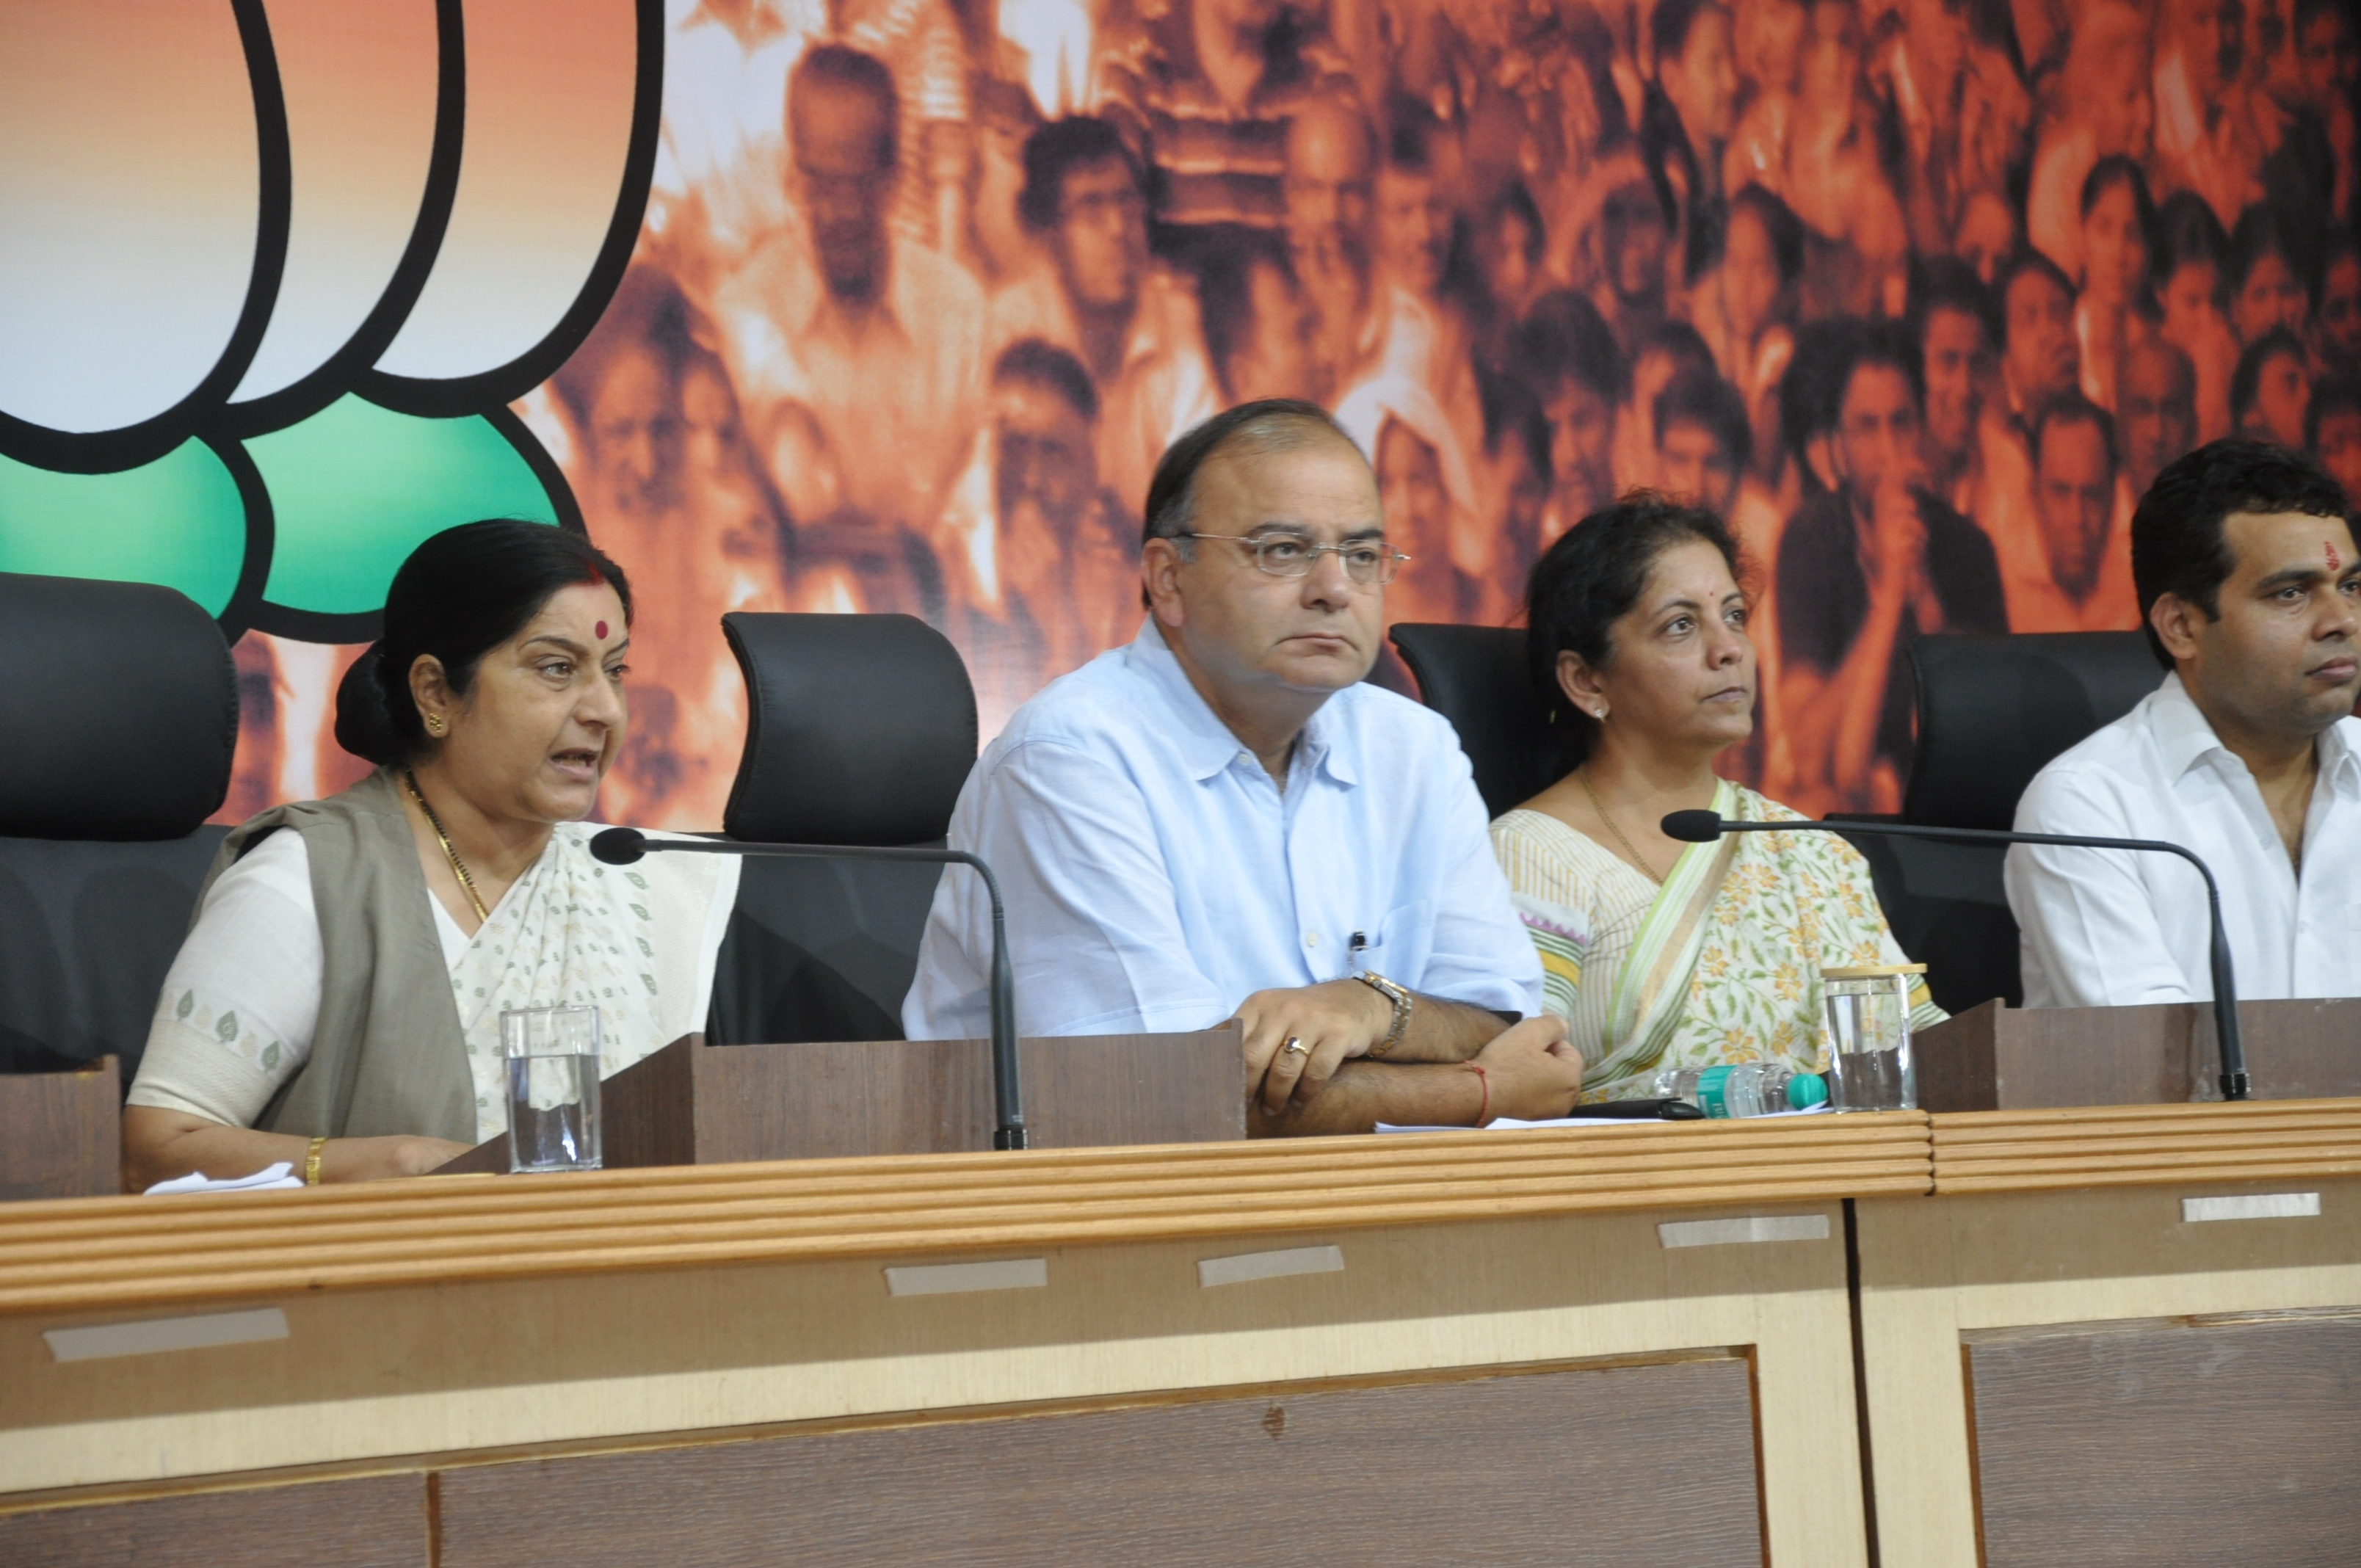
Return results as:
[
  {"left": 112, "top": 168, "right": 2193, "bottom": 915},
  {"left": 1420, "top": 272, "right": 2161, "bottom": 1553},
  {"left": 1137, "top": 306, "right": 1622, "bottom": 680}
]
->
[
  {"left": 439, "top": 1026, "right": 1247, "bottom": 1173},
  {"left": 1857, "top": 1099, "right": 2361, "bottom": 1568},
  {"left": 1915, "top": 996, "right": 2361, "bottom": 1111},
  {"left": 0, "top": 1056, "right": 119, "bottom": 1200}
]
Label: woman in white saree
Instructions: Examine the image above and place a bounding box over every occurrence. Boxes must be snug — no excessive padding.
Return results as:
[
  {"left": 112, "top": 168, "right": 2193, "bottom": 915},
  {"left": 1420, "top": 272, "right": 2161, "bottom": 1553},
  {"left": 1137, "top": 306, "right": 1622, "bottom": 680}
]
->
[
  {"left": 1492, "top": 494, "right": 1940, "bottom": 1103},
  {"left": 123, "top": 522, "right": 739, "bottom": 1188}
]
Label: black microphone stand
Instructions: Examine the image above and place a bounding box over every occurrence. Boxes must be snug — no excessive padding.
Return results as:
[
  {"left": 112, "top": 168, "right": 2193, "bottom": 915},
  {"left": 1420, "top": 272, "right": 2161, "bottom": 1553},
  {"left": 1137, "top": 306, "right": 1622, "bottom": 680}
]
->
[
  {"left": 591, "top": 827, "right": 1029, "bottom": 1148},
  {"left": 1661, "top": 812, "right": 2250, "bottom": 1102}
]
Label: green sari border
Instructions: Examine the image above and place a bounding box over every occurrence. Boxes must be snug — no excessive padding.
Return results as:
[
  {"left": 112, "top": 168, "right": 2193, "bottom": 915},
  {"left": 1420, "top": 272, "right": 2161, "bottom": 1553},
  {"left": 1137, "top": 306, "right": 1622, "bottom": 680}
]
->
[{"left": 1600, "top": 778, "right": 1744, "bottom": 1078}]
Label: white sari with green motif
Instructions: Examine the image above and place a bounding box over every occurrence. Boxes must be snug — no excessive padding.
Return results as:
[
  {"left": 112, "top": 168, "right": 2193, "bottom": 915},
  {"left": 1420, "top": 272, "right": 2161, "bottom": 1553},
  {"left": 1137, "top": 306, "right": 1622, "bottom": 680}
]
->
[{"left": 1490, "top": 780, "right": 1945, "bottom": 1102}]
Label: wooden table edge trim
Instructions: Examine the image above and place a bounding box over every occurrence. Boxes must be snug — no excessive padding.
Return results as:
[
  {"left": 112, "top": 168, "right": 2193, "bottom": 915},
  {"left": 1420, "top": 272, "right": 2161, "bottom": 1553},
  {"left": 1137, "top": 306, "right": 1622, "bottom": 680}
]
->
[
  {"left": 1929, "top": 1099, "right": 2361, "bottom": 1132},
  {"left": 0, "top": 1172, "right": 1928, "bottom": 1317},
  {"left": 6, "top": 1117, "right": 1939, "bottom": 1224},
  {"left": 1932, "top": 1160, "right": 2361, "bottom": 1194},
  {"left": 0, "top": 1148, "right": 1935, "bottom": 1265}
]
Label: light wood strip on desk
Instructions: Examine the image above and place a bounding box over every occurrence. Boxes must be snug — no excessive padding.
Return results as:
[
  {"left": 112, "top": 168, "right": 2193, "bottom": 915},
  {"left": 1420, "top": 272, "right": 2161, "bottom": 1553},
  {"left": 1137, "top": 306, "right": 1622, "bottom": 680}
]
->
[
  {"left": 1932, "top": 1098, "right": 2361, "bottom": 1193},
  {"left": 0, "top": 1117, "right": 1929, "bottom": 1316}
]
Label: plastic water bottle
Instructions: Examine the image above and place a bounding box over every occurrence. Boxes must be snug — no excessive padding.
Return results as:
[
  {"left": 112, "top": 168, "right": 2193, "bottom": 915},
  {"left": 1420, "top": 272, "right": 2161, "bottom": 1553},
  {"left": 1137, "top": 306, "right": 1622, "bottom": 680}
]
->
[{"left": 1652, "top": 1062, "right": 1829, "bottom": 1118}]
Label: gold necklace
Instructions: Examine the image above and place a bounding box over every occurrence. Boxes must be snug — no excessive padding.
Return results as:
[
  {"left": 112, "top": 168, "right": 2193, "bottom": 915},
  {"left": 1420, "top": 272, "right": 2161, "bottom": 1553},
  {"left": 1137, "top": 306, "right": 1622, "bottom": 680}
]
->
[
  {"left": 403, "top": 769, "right": 490, "bottom": 923},
  {"left": 1579, "top": 768, "right": 1664, "bottom": 884}
]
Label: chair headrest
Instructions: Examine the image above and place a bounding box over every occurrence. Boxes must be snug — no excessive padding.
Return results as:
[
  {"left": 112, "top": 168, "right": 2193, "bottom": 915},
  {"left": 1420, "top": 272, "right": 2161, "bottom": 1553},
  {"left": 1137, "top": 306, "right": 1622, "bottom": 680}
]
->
[
  {"left": 1388, "top": 624, "right": 1568, "bottom": 818},
  {"left": 721, "top": 612, "right": 978, "bottom": 846},
  {"left": 0, "top": 573, "right": 237, "bottom": 840},
  {"left": 1904, "top": 631, "right": 2162, "bottom": 830}
]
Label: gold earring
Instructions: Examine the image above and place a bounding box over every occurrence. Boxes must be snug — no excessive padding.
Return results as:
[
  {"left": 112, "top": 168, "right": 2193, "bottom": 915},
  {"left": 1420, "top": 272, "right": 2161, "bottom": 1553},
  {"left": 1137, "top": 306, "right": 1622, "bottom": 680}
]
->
[{"left": 426, "top": 715, "right": 446, "bottom": 736}]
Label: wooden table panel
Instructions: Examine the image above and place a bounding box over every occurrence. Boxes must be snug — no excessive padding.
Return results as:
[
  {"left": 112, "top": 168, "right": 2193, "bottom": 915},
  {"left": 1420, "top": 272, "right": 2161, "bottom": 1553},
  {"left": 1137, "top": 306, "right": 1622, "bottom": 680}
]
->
[
  {"left": 1964, "top": 1314, "right": 2361, "bottom": 1567},
  {"left": 0, "top": 1058, "right": 119, "bottom": 1202},
  {"left": 0, "top": 1473, "right": 424, "bottom": 1568},
  {"left": 1856, "top": 1173, "right": 2361, "bottom": 1568},
  {"left": 435, "top": 1359, "right": 1764, "bottom": 1568},
  {"left": 1915, "top": 998, "right": 2361, "bottom": 1111}
]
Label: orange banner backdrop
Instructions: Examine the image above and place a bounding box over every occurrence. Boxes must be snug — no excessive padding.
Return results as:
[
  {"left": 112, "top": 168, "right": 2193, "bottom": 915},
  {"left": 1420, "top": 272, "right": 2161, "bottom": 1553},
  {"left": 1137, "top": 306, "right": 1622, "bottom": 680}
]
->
[{"left": 3, "top": 0, "right": 2352, "bottom": 827}]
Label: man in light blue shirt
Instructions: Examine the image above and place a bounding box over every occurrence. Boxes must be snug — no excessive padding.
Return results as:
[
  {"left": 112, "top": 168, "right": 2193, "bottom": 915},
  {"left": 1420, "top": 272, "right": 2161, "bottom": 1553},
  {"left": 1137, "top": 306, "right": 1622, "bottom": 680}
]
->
[{"left": 905, "top": 400, "right": 1578, "bottom": 1133}]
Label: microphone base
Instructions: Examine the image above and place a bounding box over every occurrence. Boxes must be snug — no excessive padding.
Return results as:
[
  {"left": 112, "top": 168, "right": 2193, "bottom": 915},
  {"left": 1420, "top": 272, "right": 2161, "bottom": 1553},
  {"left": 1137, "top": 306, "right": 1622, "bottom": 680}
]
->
[
  {"left": 2219, "top": 1070, "right": 2253, "bottom": 1103},
  {"left": 994, "top": 1126, "right": 1029, "bottom": 1151}
]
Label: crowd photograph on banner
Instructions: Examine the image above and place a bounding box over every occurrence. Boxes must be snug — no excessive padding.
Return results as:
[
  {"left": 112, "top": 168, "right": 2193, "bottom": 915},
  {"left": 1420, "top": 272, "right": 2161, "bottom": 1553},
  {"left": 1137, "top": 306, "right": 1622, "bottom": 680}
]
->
[{"left": 231, "top": 0, "right": 2359, "bottom": 827}]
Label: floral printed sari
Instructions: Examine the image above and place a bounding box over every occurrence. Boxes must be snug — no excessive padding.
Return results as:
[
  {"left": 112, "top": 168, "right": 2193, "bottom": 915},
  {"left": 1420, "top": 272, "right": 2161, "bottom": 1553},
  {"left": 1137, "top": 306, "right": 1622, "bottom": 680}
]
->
[{"left": 1490, "top": 780, "right": 1944, "bottom": 1102}]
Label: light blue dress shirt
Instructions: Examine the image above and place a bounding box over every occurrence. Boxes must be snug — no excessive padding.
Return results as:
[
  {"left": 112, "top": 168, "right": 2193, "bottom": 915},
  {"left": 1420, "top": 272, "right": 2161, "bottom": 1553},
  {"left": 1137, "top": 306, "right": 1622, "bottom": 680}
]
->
[{"left": 902, "top": 621, "right": 1544, "bottom": 1039}]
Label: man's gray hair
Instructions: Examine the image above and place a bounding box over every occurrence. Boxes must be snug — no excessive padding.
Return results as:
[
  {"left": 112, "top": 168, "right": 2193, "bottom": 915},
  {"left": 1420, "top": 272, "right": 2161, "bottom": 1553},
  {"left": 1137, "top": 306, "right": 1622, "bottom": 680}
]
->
[{"left": 1141, "top": 399, "right": 1362, "bottom": 555}]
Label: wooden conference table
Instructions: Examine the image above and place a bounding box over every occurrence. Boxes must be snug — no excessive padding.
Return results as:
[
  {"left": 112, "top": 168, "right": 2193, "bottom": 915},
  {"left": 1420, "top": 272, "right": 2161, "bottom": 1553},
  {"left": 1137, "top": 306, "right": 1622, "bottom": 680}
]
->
[{"left": 2, "top": 1106, "right": 2357, "bottom": 1564}]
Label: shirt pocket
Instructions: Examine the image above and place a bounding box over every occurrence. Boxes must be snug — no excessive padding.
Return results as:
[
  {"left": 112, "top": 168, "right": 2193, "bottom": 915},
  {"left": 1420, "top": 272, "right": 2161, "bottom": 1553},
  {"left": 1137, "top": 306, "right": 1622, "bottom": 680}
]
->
[{"left": 1362, "top": 899, "right": 1436, "bottom": 990}]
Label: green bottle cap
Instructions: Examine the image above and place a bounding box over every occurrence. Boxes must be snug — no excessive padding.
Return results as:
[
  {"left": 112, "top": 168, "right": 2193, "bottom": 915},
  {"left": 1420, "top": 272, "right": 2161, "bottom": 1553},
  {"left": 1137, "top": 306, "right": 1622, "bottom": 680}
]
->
[{"left": 1787, "top": 1072, "right": 1829, "bottom": 1110}]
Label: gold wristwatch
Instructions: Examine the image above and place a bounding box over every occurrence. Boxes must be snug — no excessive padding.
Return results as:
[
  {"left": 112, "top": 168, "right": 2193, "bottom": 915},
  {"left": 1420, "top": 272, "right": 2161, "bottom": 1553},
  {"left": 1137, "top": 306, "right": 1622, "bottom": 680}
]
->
[{"left": 1354, "top": 970, "right": 1413, "bottom": 1059}]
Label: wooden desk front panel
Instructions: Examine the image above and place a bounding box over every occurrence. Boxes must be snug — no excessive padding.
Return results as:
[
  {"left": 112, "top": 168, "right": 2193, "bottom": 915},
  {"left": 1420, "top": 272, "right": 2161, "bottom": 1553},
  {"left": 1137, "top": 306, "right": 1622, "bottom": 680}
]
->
[
  {"left": 1965, "top": 1313, "right": 2361, "bottom": 1567},
  {"left": 0, "top": 1202, "right": 1865, "bottom": 1565},
  {"left": 0, "top": 1359, "right": 1762, "bottom": 1568},
  {"left": 0, "top": 1473, "right": 425, "bottom": 1568},
  {"left": 434, "top": 1357, "right": 1763, "bottom": 1567},
  {"left": 1855, "top": 1177, "right": 2361, "bottom": 1568}
]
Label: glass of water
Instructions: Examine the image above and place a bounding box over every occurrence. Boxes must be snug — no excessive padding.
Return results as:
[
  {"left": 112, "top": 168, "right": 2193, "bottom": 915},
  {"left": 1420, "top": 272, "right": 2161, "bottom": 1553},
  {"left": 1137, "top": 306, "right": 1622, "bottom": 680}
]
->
[
  {"left": 501, "top": 1004, "right": 603, "bottom": 1172},
  {"left": 1820, "top": 965, "right": 1923, "bottom": 1112}
]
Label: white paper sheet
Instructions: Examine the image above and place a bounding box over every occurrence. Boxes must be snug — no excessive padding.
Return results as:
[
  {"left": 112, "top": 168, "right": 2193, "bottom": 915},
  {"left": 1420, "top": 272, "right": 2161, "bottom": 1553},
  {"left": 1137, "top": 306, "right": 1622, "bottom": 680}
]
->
[
  {"left": 1376, "top": 1103, "right": 1832, "bottom": 1133},
  {"left": 144, "top": 1161, "right": 302, "bottom": 1195}
]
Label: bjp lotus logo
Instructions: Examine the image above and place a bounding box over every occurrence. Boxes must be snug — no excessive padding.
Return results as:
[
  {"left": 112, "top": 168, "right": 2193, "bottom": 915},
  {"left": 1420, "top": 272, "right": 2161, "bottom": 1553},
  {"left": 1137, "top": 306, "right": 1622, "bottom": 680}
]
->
[{"left": 0, "top": 1, "right": 659, "bottom": 641}]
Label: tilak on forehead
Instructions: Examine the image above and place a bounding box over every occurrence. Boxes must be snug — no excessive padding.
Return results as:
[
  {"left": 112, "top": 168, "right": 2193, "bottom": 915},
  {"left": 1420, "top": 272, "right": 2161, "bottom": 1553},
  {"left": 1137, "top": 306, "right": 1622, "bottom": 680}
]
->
[
  {"left": 595, "top": 620, "right": 609, "bottom": 639},
  {"left": 2330, "top": 542, "right": 2342, "bottom": 574}
]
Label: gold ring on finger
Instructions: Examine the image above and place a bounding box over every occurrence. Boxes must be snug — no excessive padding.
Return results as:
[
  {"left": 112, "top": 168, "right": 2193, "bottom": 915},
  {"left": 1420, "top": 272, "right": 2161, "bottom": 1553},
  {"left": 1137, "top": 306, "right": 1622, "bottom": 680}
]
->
[{"left": 1280, "top": 1037, "right": 1308, "bottom": 1057}]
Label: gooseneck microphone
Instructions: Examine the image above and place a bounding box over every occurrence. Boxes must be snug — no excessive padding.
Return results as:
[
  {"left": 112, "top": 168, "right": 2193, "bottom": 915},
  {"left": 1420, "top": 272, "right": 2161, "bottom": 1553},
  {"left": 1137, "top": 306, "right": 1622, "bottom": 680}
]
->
[
  {"left": 591, "top": 827, "right": 1028, "bottom": 1149},
  {"left": 1660, "top": 810, "right": 2251, "bottom": 1102}
]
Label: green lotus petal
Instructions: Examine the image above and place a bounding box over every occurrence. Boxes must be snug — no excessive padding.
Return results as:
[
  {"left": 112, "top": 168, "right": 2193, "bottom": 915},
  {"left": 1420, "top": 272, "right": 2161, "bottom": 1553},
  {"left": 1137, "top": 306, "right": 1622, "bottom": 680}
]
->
[
  {"left": 0, "top": 440, "right": 247, "bottom": 614},
  {"left": 247, "top": 393, "right": 557, "bottom": 617}
]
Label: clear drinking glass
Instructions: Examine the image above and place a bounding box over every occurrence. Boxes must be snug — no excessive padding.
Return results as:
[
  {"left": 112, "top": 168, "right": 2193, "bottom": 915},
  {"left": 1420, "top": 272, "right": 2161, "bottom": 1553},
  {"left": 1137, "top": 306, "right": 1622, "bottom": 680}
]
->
[
  {"left": 501, "top": 1004, "right": 603, "bottom": 1172},
  {"left": 1820, "top": 965, "right": 1923, "bottom": 1112}
]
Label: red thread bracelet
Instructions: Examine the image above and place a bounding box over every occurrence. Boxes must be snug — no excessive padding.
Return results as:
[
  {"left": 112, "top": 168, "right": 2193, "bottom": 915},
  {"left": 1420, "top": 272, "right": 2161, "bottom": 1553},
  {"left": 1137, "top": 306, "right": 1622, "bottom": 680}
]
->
[{"left": 1465, "top": 1061, "right": 1490, "bottom": 1125}]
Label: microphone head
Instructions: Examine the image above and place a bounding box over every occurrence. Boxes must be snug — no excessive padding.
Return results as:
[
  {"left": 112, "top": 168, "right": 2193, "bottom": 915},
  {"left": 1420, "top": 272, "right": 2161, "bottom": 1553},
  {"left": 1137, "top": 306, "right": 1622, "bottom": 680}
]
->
[
  {"left": 589, "top": 827, "right": 648, "bottom": 865},
  {"left": 1660, "top": 810, "right": 1726, "bottom": 843}
]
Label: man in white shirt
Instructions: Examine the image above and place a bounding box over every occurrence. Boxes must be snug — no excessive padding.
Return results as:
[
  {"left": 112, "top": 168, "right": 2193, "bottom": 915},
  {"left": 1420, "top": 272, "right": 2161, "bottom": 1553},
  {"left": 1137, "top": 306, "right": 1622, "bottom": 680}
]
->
[
  {"left": 904, "top": 401, "right": 1580, "bottom": 1133},
  {"left": 2009, "top": 438, "right": 2361, "bottom": 1006}
]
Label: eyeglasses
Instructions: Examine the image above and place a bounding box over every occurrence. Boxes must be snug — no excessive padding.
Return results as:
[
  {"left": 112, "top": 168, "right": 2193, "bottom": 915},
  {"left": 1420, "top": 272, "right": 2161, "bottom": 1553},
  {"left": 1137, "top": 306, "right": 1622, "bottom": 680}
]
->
[{"left": 1186, "top": 533, "right": 1410, "bottom": 585}]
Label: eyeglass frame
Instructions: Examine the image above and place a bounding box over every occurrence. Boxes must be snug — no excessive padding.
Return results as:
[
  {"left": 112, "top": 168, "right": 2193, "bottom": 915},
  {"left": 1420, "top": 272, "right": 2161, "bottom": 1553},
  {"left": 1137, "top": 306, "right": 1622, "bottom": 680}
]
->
[{"left": 1182, "top": 531, "right": 1411, "bottom": 586}]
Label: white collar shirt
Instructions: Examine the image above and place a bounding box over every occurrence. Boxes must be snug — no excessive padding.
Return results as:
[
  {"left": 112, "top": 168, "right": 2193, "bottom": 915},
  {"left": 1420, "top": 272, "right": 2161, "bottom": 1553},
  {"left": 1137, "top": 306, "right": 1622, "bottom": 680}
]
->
[
  {"left": 902, "top": 620, "right": 1542, "bottom": 1039},
  {"left": 2007, "top": 672, "right": 2361, "bottom": 1005}
]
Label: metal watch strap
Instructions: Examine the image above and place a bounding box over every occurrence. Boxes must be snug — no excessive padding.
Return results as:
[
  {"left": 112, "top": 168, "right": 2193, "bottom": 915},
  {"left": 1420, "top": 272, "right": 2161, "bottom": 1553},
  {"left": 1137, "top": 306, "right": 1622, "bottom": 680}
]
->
[{"left": 1354, "top": 970, "right": 1412, "bottom": 1059}]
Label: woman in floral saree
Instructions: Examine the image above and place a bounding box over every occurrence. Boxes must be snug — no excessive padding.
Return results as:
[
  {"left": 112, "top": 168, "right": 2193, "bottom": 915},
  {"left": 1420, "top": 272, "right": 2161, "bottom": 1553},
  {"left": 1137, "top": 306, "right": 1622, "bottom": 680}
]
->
[{"left": 1491, "top": 494, "right": 1942, "bottom": 1102}]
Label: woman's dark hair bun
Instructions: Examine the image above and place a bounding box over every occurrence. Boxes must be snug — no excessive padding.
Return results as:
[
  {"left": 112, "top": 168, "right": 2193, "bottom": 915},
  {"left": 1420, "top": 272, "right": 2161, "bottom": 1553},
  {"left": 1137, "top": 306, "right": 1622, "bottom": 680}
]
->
[
  {"left": 330, "top": 520, "right": 631, "bottom": 767},
  {"left": 332, "top": 644, "right": 407, "bottom": 767}
]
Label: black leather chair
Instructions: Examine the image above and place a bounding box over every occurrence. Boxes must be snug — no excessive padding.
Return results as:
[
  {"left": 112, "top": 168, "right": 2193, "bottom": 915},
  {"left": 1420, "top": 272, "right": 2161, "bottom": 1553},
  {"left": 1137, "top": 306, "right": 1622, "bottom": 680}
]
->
[
  {"left": 0, "top": 573, "right": 239, "bottom": 1076},
  {"left": 1387, "top": 624, "right": 1570, "bottom": 816},
  {"left": 703, "top": 612, "right": 979, "bottom": 1045},
  {"left": 1850, "top": 631, "right": 2161, "bottom": 1012}
]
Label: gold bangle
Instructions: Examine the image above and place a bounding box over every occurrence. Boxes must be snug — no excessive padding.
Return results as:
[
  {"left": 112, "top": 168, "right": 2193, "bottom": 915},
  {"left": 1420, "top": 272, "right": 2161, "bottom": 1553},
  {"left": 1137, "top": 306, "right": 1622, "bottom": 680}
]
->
[{"left": 304, "top": 1137, "right": 327, "bottom": 1187}]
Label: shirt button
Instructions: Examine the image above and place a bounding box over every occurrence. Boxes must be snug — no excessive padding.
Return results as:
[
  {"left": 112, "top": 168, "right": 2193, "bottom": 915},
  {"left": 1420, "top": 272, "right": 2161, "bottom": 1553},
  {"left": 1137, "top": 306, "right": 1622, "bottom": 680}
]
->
[{"left": 1305, "top": 933, "right": 1319, "bottom": 947}]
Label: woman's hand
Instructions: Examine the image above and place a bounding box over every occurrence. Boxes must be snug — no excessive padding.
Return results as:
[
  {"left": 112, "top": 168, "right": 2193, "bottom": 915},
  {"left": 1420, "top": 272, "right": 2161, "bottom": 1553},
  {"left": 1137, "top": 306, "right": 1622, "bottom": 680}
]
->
[
  {"left": 325, "top": 1136, "right": 476, "bottom": 1182},
  {"left": 123, "top": 1106, "right": 474, "bottom": 1191}
]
